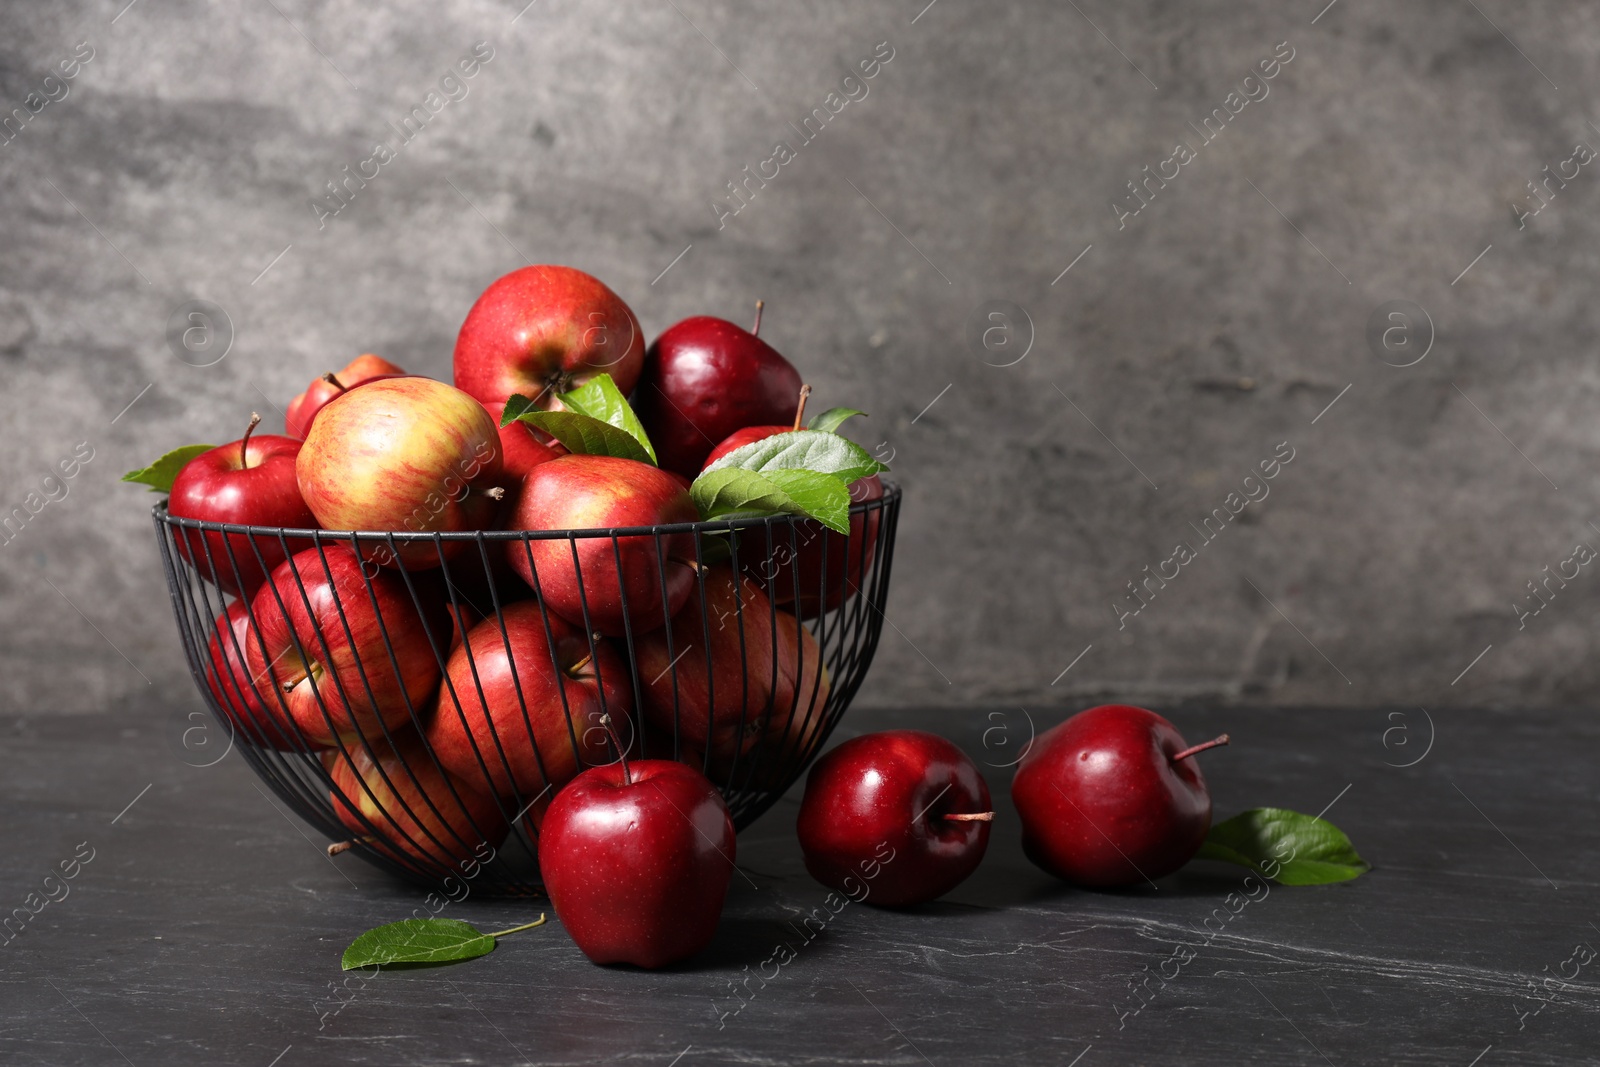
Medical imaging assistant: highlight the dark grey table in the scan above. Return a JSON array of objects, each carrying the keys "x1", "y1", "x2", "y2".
[{"x1": 3, "y1": 703, "x2": 1597, "y2": 1065}]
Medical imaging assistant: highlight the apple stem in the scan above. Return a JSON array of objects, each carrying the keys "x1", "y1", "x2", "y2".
[
  {"x1": 1170, "y1": 734, "x2": 1230, "y2": 763},
  {"x1": 483, "y1": 486, "x2": 506, "y2": 501},
  {"x1": 943, "y1": 812, "x2": 995, "y2": 822},
  {"x1": 240, "y1": 412, "x2": 261, "y2": 469},
  {"x1": 326, "y1": 840, "x2": 354, "y2": 856},
  {"x1": 566, "y1": 652, "x2": 594, "y2": 676},
  {"x1": 486, "y1": 915, "x2": 548, "y2": 939},
  {"x1": 752, "y1": 299, "x2": 764, "y2": 337},
  {"x1": 792, "y1": 385, "x2": 812, "y2": 432},
  {"x1": 599, "y1": 713, "x2": 631, "y2": 785},
  {"x1": 322, "y1": 372, "x2": 347, "y2": 393}
]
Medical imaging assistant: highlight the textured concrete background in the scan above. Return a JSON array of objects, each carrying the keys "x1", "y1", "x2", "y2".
[{"x1": 1, "y1": 0, "x2": 1595, "y2": 716}]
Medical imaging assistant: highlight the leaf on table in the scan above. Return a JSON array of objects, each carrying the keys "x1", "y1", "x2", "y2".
[
  {"x1": 807, "y1": 407, "x2": 867, "y2": 434},
  {"x1": 1197, "y1": 807, "x2": 1371, "y2": 886},
  {"x1": 121, "y1": 444, "x2": 216, "y2": 494},
  {"x1": 340, "y1": 918, "x2": 496, "y2": 970},
  {"x1": 700, "y1": 428, "x2": 888, "y2": 482},
  {"x1": 690, "y1": 467, "x2": 851, "y2": 535}
]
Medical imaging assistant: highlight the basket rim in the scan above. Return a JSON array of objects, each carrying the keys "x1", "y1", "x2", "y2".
[{"x1": 154, "y1": 479, "x2": 899, "y2": 541}]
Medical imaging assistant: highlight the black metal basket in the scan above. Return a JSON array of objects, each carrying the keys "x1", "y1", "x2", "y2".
[{"x1": 153, "y1": 483, "x2": 900, "y2": 897}]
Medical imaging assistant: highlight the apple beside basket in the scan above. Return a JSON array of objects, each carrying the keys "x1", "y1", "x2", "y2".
[{"x1": 152, "y1": 490, "x2": 900, "y2": 896}]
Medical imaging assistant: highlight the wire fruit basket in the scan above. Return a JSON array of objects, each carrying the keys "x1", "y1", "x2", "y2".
[{"x1": 153, "y1": 484, "x2": 900, "y2": 897}]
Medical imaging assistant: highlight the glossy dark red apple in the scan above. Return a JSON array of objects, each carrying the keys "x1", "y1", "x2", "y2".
[
  {"x1": 246, "y1": 544, "x2": 447, "y2": 746},
  {"x1": 284, "y1": 354, "x2": 406, "y2": 439},
  {"x1": 167, "y1": 415, "x2": 319, "y2": 597},
  {"x1": 1011, "y1": 705, "x2": 1228, "y2": 888},
  {"x1": 297, "y1": 377, "x2": 507, "y2": 570},
  {"x1": 202, "y1": 601, "x2": 306, "y2": 751},
  {"x1": 635, "y1": 566, "x2": 828, "y2": 778},
  {"x1": 503, "y1": 454, "x2": 699, "y2": 636},
  {"x1": 453, "y1": 265, "x2": 646, "y2": 412},
  {"x1": 539, "y1": 755, "x2": 736, "y2": 968},
  {"x1": 703, "y1": 413, "x2": 885, "y2": 618},
  {"x1": 636, "y1": 302, "x2": 803, "y2": 477},
  {"x1": 329, "y1": 732, "x2": 509, "y2": 872},
  {"x1": 797, "y1": 730, "x2": 992, "y2": 907},
  {"x1": 425, "y1": 601, "x2": 633, "y2": 807},
  {"x1": 484, "y1": 400, "x2": 564, "y2": 481}
]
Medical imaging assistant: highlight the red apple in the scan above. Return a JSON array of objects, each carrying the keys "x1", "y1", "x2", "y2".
[
  {"x1": 503, "y1": 454, "x2": 698, "y2": 636},
  {"x1": 167, "y1": 415, "x2": 319, "y2": 597},
  {"x1": 1011, "y1": 705, "x2": 1228, "y2": 888},
  {"x1": 246, "y1": 544, "x2": 447, "y2": 746},
  {"x1": 297, "y1": 377, "x2": 507, "y2": 570},
  {"x1": 483, "y1": 400, "x2": 564, "y2": 481},
  {"x1": 202, "y1": 601, "x2": 307, "y2": 751},
  {"x1": 284, "y1": 354, "x2": 406, "y2": 439},
  {"x1": 329, "y1": 732, "x2": 509, "y2": 872},
  {"x1": 797, "y1": 730, "x2": 992, "y2": 907},
  {"x1": 635, "y1": 565, "x2": 823, "y2": 764},
  {"x1": 538, "y1": 757, "x2": 736, "y2": 968},
  {"x1": 453, "y1": 265, "x2": 645, "y2": 412},
  {"x1": 636, "y1": 303, "x2": 804, "y2": 477},
  {"x1": 704, "y1": 420, "x2": 884, "y2": 618},
  {"x1": 426, "y1": 601, "x2": 633, "y2": 805},
  {"x1": 706, "y1": 610, "x2": 829, "y2": 788}
]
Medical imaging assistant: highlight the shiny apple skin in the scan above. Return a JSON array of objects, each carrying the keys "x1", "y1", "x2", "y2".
[
  {"x1": 635, "y1": 566, "x2": 829, "y2": 782},
  {"x1": 797, "y1": 730, "x2": 991, "y2": 907},
  {"x1": 202, "y1": 601, "x2": 308, "y2": 751},
  {"x1": 503, "y1": 455, "x2": 698, "y2": 636},
  {"x1": 702, "y1": 426, "x2": 883, "y2": 617},
  {"x1": 636, "y1": 316, "x2": 803, "y2": 477},
  {"x1": 453, "y1": 265, "x2": 646, "y2": 411},
  {"x1": 1011, "y1": 705, "x2": 1212, "y2": 888},
  {"x1": 538, "y1": 759, "x2": 735, "y2": 968},
  {"x1": 168, "y1": 433, "x2": 319, "y2": 598},
  {"x1": 245, "y1": 545, "x2": 446, "y2": 746},
  {"x1": 329, "y1": 732, "x2": 509, "y2": 871},
  {"x1": 483, "y1": 400, "x2": 564, "y2": 481},
  {"x1": 426, "y1": 601, "x2": 634, "y2": 801},
  {"x1": 284, "y1": 354, "x2": 406, "y2": 438},
  {"x1": 296, "y1": 377, "x2": 505, "y2": 570}
]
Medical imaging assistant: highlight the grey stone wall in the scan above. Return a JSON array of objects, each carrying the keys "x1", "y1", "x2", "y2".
[{"x1": 2, "y1": 0, "x2": 1595, "y2": 714}]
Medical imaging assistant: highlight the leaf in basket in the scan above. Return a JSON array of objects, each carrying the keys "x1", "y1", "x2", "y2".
[
  {"x1": 700, "y1": 429, "x2": 888, "y2": 485},
  {"x1": 552, "y1": 373, "x2": 658, "y2": 464},
  {"x1": 121, "y1": 444, "x2": 216, "y2": 494},
  {"x1": 690, "y1": 468, "x2": 851, "y2": 535},
  {"x1": 340, "y1": 915, "x2": 547, "y2": 970},
  {"x1": 503, "y1": 395, "x2": 653, "y2": 465},
  {"x1": 806, "y1": 407, "x2": 867, "y2": 434}
]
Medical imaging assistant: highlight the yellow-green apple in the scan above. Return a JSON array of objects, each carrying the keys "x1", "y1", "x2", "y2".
[
  {"x1": 425, "y1": 601, "x2": 633, "y2": 808},
  {"x1": 296, "y1": 377, "x2": 507, "y2": 570},
  {"x1": 503, "y1": 454, "x2": 698, "y2": 636},
  {"x1": 246, "y1": 544, "x2": 447, "y2": 746},
  {"x1": 329, "y1": 732, "x2": 509, "y2": 872},
  {"x1": 704, "y1": 424, "x2": 883, "y2": 618},
  {"x1": 453, "y1": 265, "x2": 645, "y2": 412},
  {"x1": 284, "y1": 353, "x2": 406, "y2": 439},
  {"x1": 167, "y1": 414, "x2": 319, "y2": 597},
  {"x1": 636, "y1": 304, "x2": 803, "y2": 477},
  {"x1": 636, "y1": 566, "x2": 830, "y2": 781}
]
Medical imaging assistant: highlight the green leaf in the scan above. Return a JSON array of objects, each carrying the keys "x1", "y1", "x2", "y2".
[
  {"x1": 807, "y1": 407, "x2": 867, "y2": 434},
  {"x1": 121, "y1": 444, "x2": 216, "y2": 494},
  {"x1": 690, "y1": 468, "x2": 851, "y2": 535},
  {"x1": 553, "y1": 374, "x2": 657, "y2": 464},
  {"x1": 341, "y1": 918, "x2": 496, "y2": 970},
  {"x1": 1197, "y1": 808, "x2": 1371, "y2": 886},
  {"x1": 506, "y1": 407, "x2": 654, "y2": 465},
  {"x1": 700, "y1": 429, "x2": 889, "y2": 482}
]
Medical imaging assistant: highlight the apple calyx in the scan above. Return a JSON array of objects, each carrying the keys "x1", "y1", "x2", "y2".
[
  {"x1": 240, "y1": 412, "x2": 262, "y2": 469},
  {"x1": 752, "y1": 299, "x2": 764, "y2": 337},
  {"x1": 791, "y1": 384, "x2": 812, "y2": 432},
  {"x1": 943, "y1": 812, "x2": 995, "y2": 822},
  {"x1": 1170, "y1": 733, "x2": 1230, "y2": 763}
]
